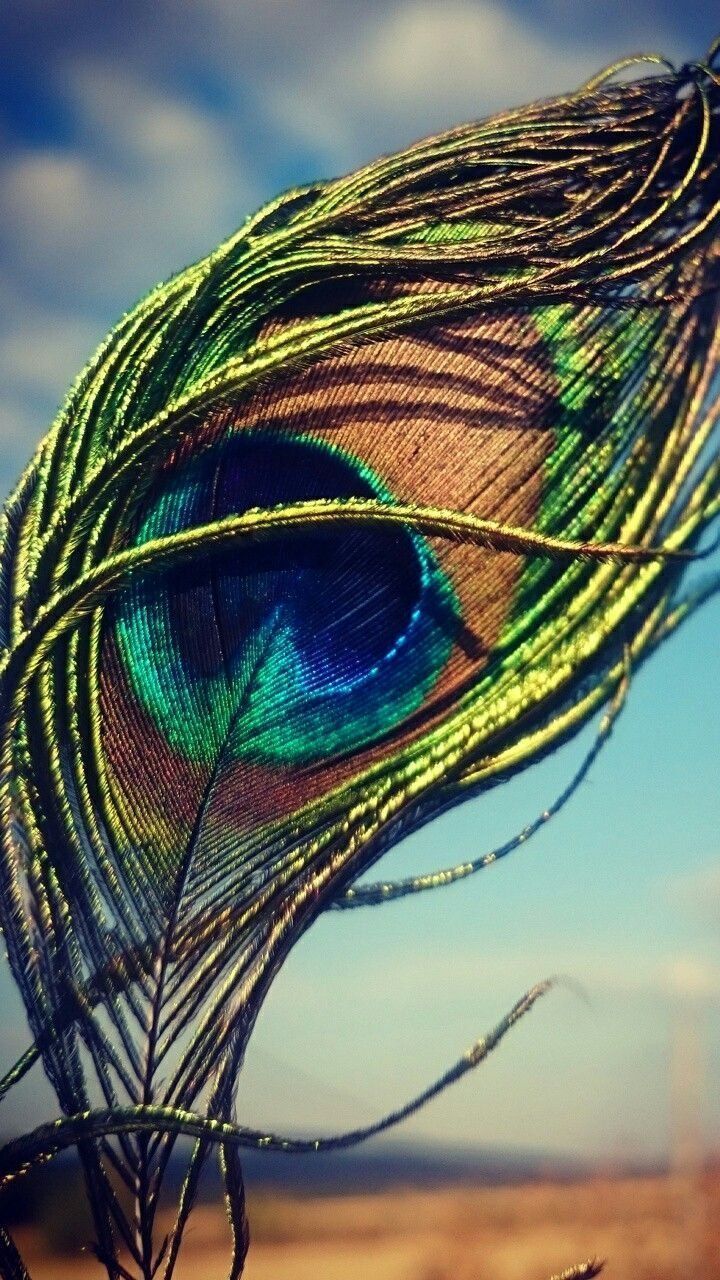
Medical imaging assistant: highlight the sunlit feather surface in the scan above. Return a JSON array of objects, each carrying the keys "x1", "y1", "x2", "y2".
[{"x1": 0, "y1": 49, "x2": 719, "y2": 1280}]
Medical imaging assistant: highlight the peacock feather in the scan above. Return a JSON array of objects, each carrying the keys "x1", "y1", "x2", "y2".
[{"x1": 0, "y1": 45, "x2": 719, "y2": 1280}]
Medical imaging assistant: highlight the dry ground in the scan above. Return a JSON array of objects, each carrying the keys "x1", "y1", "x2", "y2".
[{"x1": 12, "y1": 1172, "x2": 720, "y2": 1280}]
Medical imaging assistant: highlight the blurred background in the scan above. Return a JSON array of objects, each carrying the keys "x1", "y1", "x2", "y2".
[{"x1": 1, "y1": 1, "x2": 720, "y2": 1276}]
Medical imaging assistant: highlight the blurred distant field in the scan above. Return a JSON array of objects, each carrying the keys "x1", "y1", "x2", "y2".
[{"x1": 10, "y1": 1172, "x2": 720, "y2": 1280}]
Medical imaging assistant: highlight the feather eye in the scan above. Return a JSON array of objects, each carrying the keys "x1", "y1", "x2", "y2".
[
  {"x1": 0, "y1": 52, "x2": 719, "y2": 1280},
  {"x1": 101, "y1": 307, "x2": 555, "y2": 862}
]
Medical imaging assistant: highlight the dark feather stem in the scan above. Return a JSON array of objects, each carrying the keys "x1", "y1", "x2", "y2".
[{"x1": 134, "y1": 619, "x2": 281, "y2": 1278}]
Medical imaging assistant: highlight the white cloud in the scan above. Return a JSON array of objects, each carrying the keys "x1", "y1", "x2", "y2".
[
  {"x1": 0, "y1": 61, "x2": 259, "y2": 312},
  {"x1": 262, "y1": 0, "x2": 654, "y2": 164},
  {"x1": 663, "y1": 955, "x2": 720, "y2": 998},
  {"x1": 665, "y1": 861, "x2": 720, "y2": 925},
  {"x1": 353, "y1": 2, "x2": 593, "y2": 110},
  {"x1": 0, "y1": 62, "x2": 262, "y2": 486},
  {"x1": 66, "y1": 59, "x2": 233, "y2": 165}
]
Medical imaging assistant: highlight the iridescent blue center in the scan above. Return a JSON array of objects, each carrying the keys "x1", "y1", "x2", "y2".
[{"x1": 114, "y1": 431, "x2": 458, "y2": 764}]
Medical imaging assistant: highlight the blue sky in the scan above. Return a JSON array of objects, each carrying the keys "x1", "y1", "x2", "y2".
[{"x1": 1, "y1": 0, "x2": 719, "y2": 1162}]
